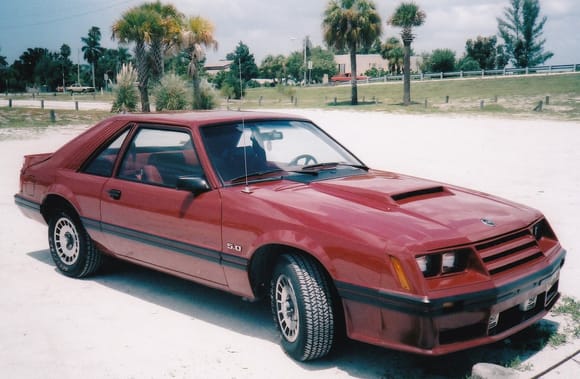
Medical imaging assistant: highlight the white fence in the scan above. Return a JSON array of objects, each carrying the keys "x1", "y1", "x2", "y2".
[{"x1": 333, "y1": 63, "x2": 580, "y2": 85}]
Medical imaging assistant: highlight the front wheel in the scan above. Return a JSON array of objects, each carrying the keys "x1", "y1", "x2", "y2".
[
  {"x1": 48, "y1": 211, "x2": 102, "y2": 278},
  {"x1": 270, "y1": 254, "x2": 335, "y2": 361}
]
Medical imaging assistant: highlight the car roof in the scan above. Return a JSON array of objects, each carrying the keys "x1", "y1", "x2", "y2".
[{"x1": 106, "y1": 110, "x2": 310, "y2": 128}]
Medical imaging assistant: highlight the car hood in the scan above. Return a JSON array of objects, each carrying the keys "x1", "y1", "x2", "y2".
[{"x1": 272, "y1": 170, "x2": 541, "y2": 251}]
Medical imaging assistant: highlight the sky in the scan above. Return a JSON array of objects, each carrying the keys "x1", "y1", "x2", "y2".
[{"x1": 0, "y1": 0, "x2": 578, "y2": 66}]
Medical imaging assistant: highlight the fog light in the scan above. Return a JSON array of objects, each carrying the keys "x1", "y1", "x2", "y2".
[
  {"x1": 519, "y1": 296, "x2": 537, "y2": 312},
  {"x1": 488, "y1": 313, "x2": 499, "y2": 329}
]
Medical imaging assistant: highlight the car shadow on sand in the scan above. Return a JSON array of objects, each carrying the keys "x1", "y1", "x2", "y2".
[{"x1": 27, "y1": 249, "x2": 561, "y2": 379}]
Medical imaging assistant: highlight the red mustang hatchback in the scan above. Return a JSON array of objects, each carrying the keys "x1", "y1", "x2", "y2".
[{"x1": 15, "y1": 111, "x2": 565, "y2": 361}]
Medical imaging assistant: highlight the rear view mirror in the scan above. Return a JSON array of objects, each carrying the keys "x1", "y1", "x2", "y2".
[{"x1": 261, "y1": 130, "x2": 283, "y2": 141}]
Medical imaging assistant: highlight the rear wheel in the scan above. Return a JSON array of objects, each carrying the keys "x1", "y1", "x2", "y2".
[
  {"x1": 270, "y1": 254, "x2": 335, "y2": 361},
  {"x1": 48, "y1": 211, "x2": 102, "y2": 278}
]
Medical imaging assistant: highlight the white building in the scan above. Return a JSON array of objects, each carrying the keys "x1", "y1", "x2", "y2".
[{"x1": 334, "y1": 54, "x2": 421, "y2": 75}]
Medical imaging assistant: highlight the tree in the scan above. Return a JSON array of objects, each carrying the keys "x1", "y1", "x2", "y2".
[
  {"x1": 179, "y1": 15, "x2": 218, "y2": 109},
  {"x1": 225, "y1": 42, "x2": 259, "y2": 99},
  {"x1": 59, "y1": 44, "x2": 73, "y2": 89},
  {"x1": 309, "y1": 46, "x2": 338, "y2": 83},
  {"x1": 35, "y1": 51, "x2": 62, "y2": 90},
  {"x1": 81, "y1": 26, "x2": 104, "y2": 89},
  {"x1": 497, "y1": 0, "x2": 553, "y2": 68},
  {"x1": 113, "y1": 6, "x2": 159, "y2": 112},
  {"x1": 285, "y1": 51, "x2": 304, "y2": 83},
  {"x1": 323, "y1": 0, "x2": 382, "y2": 105},
  {"x1": 0, "y1": 50, "x2": 6, "y2": 68},
  {"x1": 429, "y1": 49, "x2": 456, "y2": 73},
  {"x1": 12, "y1": 47, "x2": 49, "y2": 89},
  {"x1": 388, "y1": 2, "x2": 426, "y2": 105},
  {"x1": 465, "y1": 35, "x2": 501, "y2": 70},
  {"x1": 381, "y1": 36, "x2": 404, "y2": 74},
  {"x1": 282, "y1": 47, "x2": 337, "y2": 84},
  {"x1": 260, "y1": 54, "x2": 286, "y2": 84},
  {"x1": 0, "y1": 48, "x2": 8, "y2": 92},
  {"x1": 141, "y1": 1, "x2": 184, "y2": 82},
  {"x1": 97, "y1": 47, "x2": 133, "y2": 91}
]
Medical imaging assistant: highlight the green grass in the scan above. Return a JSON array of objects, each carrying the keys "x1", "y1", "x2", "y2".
[{"x1": 244, "y1": 72, "x2": 580, "y2": 120}]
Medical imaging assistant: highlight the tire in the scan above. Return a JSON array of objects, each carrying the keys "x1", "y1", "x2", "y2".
[
  {"x1": 270, "y1": 254, "x2": 335, "y2": 361},
  {"x1": 48, "y1": 211, "x2": 102, "y2": 278}
]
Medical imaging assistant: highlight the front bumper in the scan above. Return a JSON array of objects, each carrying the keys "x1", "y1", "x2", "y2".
[{"x1": 337, "y1": 248, "x2": 566, "y2": 355}]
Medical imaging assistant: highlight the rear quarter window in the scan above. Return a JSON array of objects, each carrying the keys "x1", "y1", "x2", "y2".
[{"x1": 83, "y1": 129, "x2": 130, "y2": 177}]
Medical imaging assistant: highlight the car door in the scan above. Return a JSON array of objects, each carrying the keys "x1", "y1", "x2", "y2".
[{"x1": 99, "y1": 125, "x2": 226, "y2": 285}]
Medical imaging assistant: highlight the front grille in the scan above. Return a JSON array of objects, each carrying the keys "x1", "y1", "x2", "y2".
[{"x1": 475, "y1": 228, "x2": 544, "y2": 276}]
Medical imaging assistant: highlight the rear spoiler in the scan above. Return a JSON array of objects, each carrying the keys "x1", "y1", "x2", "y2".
[{"x1": 22, "y1": 153, "x2": 53, "y2": 170}]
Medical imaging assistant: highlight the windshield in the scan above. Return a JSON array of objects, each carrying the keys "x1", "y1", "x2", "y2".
[{"x1": 201, "y1": 120, "x2": 364, "y2": 183}]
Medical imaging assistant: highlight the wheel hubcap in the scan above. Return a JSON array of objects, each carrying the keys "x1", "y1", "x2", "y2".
[
  {"x1": 275, "y1": 275, "x2": 299, "y2": 342},
  {"x1": 53, "y1": 217, "x2": 80, "y2": 265}
]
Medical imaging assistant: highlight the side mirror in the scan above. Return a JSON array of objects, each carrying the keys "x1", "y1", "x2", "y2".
[{"x1": 176, "y1": 176, "x2": 211, "y2": 195}]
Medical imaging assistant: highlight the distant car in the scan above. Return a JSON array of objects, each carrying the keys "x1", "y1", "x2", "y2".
[
  {"x1": 65, "y1": 83, "x2": 95, "y2": 93},
  {"x1": 14, "y1": 111, "x2": 565, "y2": 361},
  {"x1": 330, "y1": 72, "x2": 368, "y2": 82}
]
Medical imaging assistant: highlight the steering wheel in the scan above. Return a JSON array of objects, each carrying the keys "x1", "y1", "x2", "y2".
[{"x1": 289, "y1": 154, "x2": 318, "y2": 166}]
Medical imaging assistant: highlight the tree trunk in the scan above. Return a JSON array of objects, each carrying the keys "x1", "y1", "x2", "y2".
[
  {"x1": 135, "y1": 41, "x2": 150, "y2": 112},
  {"x1": 150, "y1": 39, "x2": 163, "y2": 83},
  {"x1": 192, "y1": 58, "x2": 201, "y2": 109},
  {"x1": 91, "y1": 63, "x2": 96, "y2": 90},
  {"x1": 403, "y1": 40, "x2": 412, "y2": 105},
  {"x1": 349, "y1": 48, "x2": 358, "y2": 106}
]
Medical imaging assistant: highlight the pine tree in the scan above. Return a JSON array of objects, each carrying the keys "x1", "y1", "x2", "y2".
[{"x1": 497, "y1": 0, "x2": 553, "y2": 68}]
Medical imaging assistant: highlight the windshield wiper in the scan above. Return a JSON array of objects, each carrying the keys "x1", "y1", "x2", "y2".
[
  {"x1": 301, "y1": 162, "x2": 368, "y2": 171},
  {"x1": 229, "y1": 169, "x2": 284, "y2": 184}
]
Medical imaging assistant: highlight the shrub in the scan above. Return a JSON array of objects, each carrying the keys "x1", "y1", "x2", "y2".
[
  {"x1": 111, "y1": 63, "x2": 139, "y2": 113},
  {"x1": 194, "y1": 79, "x2": 217, "y2": 110},
  {"x1": 458, "y1": 56, "x2": 481, "y2": 72},
  {"x1": 154, "y1": 74, "x2": 189, "y2": 111}
]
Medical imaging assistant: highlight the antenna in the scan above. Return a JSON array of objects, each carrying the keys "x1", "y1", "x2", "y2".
[{"x1": 238, "y1": 57, "x2": 252, "y2": 194}]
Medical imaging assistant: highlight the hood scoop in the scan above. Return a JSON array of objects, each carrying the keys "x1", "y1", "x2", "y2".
[{"x1": 391, "y1": 186, "x2": 451, "y2": 204}]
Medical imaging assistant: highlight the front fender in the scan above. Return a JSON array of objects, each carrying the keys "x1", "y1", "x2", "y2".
[{"x1": 250, "y1": 228, "x2": 336, "y2": 276}]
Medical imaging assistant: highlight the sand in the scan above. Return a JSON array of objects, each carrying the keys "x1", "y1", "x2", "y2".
[{"x1": 1, "y1": 110, "x2": 578, "y2": 378}]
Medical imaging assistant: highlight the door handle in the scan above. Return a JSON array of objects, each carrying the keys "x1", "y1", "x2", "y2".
[{"x1": 108, "y1": 189, "x2": 122, "y2": 200}]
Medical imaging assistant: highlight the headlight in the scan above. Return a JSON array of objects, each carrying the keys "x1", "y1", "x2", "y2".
[
  {"x1": 415, "y1": 255, "x2": 440, "y2": 277},
  {"x1": 416, "y1": 249, "x2": 470, "y2": 277},
  {"x1": 532, "y1": 219, "x2": 555, "y2": 241}
]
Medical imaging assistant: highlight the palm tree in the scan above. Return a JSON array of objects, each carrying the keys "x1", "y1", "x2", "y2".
[
  {"x1": 381, "y1": 37, "x2": 404, "y2": 74},
  {"x1": 179, "y1": 16, "x2": 218, "y2": 109},
  {"x1": 81, "y1": 26, "x2": 104, "y2": 89},
  {"x1": 141, "y1": 2, "x2": 184, "y2": 82},
  {"x1": 112, "y1": 7, "x2": 158, "y2": 112},
  {"x1": 323, "y1": 0, "x2": 382, "y2": 105},
  {"x1": 388, "y1": 2, "x2": 426, "y2": 105}
]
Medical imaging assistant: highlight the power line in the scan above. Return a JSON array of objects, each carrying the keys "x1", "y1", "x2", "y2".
[{"x1": 0, "y1": 0, "x2": 139, "y2": 30}]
